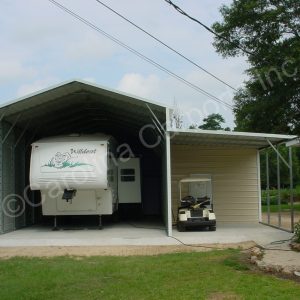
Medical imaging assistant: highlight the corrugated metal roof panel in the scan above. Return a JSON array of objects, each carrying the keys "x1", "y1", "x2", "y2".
[
  {"x1": 169, "y1": 129, "x2": 297, "y2": 149},
  {"x1": 0, "y1": 80, "x2": 167, "y2": 140},
  {"x1": 0, "y1": 79, "x2": 168, "y2": 114}
]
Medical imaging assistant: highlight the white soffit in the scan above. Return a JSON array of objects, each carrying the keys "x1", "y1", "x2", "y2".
[{"x1": 169, "y1": 129, "x2": 297, "y2": 149}]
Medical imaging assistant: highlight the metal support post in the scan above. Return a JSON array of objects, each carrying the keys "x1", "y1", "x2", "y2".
[
  {"x1": 261, "y1": 139, "x2": 294, "y2": 233},
  {"x1": 277, "y1": 147, "x2": 281, "y2": 228},
  {"x1": 53, "y1": 216, "x2": 58, "y2": 231},
  {"x1": 98, "y1": 215, "x2": 103, "y2": 230},
  {"x1": 266, "y1": 151, "x2": 270, "y2": 224},
  {"x1": 289, "y1": 147, "x2": 294, "y2": 232}
]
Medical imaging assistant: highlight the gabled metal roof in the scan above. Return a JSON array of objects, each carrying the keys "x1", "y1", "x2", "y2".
[
  {"x1": 0, "y1": 80, "x2": 167, "y2": 144},
  {"x1": 170, "y1": 129, "x2": 297, "y2": 149},
  {"x1": 0, "y1": 79, "x2": 167, "y2": 117}
]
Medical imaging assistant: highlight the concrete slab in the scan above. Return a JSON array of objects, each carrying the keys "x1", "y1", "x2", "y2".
[
  {"x1": 261, "y1": 248, "x2": 300, "y2": 273},
  {"x1": 173, "y1": 223, "x2": 293, "y2": 247},
  {"x1": 0, "y1": 222, "x2": 293, "y2": 247}
]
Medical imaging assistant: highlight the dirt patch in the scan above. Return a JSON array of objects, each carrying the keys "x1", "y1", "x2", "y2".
[
  {"x1": 290, "y1": 242, "x2": 300, "y2": 251},
  {"x1": 262, "y1": 212, "x2": 300, "y2": 230},
  {"x1": 207, "y1": 292, "x2": 242, "y2": 300},
  {"x1": 0, "y1": 241, "x2": 256, "y2": 258}
]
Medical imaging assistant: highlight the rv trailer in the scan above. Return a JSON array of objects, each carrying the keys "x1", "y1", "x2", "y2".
[{"x1": 30, "y1": 134, "x2": 119, "y2": 229}]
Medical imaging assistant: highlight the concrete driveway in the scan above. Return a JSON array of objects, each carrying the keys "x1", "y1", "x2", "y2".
[{"x1": 0, "y1": 222, "x2": 293, "y2": 247}]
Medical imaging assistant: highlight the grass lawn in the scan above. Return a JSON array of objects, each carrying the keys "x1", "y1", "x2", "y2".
[
  {"x1": 0, "y1": 250, "x2": 300, "y2": 300},
  {"x1": 261, "y1": 203, "x2": 300, "y2": 213}
]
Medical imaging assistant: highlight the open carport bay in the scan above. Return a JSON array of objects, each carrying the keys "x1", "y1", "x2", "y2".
[{"x1": 0, "y1": 80, "x2": 168, "y2": 234}]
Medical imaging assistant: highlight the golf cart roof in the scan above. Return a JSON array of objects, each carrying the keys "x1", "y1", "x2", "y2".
[{"x1": 179, "y1": 177, "x2": 211, "y2": 183}]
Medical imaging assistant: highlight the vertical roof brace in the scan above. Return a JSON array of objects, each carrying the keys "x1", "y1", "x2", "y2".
[
  {"x1": 146, "y1": 104, "x2": 166, "y2": 134},
  {"x1": 2, "y1": 113, "x2": 22, "y2": 145},
  {"x1": 14, "y1": 120, "x2": 31, "y2": 149},
  {"x1": 151, "y1": 118, "x2": 165, "y2": 139}
]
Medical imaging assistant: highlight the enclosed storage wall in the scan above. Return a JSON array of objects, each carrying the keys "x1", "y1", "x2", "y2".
[
  {"x1": 0, "y1": 122, "x2": 26, "y2": 233},
  {"x1": 171, "y1": 145, "x2": 259, "y2": 223}
]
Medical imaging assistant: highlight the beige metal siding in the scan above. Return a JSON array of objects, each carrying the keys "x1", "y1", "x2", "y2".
[{"x1": 171, "y1": 146, "x2": 259, "y2": 223}]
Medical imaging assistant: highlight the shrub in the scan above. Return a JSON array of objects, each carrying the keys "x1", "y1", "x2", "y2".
[
  {"x1": 281, "y1": 190, "x2": 290, "y2": 201},
  {"x1": 261, "y1": 186, "x2": 300, "y2": 205},
  {"x1": 261, "y1": 196, "x2": 288, "y2": 206},
  {"x1": 294, "y1": 221, "x2": 300, "y2": 243}
]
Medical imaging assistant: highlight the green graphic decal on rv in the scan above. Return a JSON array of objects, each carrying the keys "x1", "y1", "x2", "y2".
[{"x1": 42, "y1": 152, "x2": 93, "y2": 169}]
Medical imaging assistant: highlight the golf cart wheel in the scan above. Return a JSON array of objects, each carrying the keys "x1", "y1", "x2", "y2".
[
  {"x1": 177, "y1": 223, "x2": 186, "y2": 232},
  {"x1": 209, "y1": 226, "x2": 216, "y2": 231}
]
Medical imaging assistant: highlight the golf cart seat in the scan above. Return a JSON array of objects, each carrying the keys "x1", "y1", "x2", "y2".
[{"x1": 197, "y1": 196, "x2": 209, "y2": 202}]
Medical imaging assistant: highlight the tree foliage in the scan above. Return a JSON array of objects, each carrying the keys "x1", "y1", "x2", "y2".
[
  {"x1": 171, "y1": 100, "x2": 183, "y2": 129},
  {"x1": 190, "y1": 113, "x2": 230, "y2": 130},
  {"x1": 212, "y1": 0, "x2": 300, "y2": 134}
]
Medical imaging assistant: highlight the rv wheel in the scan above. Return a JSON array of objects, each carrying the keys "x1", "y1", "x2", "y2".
[
  {"x1": 112, "y1": 211, "x2": 119, "y2": 223},
  {"x1": 209, "y1": 226, "x2": 216, "y2": 231}
]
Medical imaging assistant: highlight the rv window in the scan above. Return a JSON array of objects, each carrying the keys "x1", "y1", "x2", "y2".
[
  {"x1": 121, "y1": 169, "x2": 135, "y2": 182},
  {"x1": 121, "y1": 169, "x2": 135, "y2": 175}
]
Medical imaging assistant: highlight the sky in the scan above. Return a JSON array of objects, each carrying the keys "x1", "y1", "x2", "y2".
[{"x1": 0, "y1": 0, "x2": 249, "y2": 128}]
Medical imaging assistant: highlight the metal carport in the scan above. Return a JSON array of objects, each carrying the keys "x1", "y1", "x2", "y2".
[
  {"x1": 0, "y1": 80, "x2": 170, "y2": 234},
  {"x1": 0, "y1": 80, "x2": 298, "y2": 238}
]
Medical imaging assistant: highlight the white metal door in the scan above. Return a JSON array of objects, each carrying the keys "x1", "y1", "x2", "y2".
[{"x1": 118, "y1": 158, "x2": 141, "y2": 203}]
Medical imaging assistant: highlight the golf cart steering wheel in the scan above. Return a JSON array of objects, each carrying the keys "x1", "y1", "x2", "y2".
[
  {"x1": 199, "y1": 199, "x2": 210, "y2": 208},
  {"x1": 181, "y1": 195, "x2": 196, "y2": 205}
]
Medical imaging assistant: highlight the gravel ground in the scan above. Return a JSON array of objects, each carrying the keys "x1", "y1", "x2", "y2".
[
  {"x1": 262, "y1": 212, "x2": 300, "y2": 231},
  {"x1": 0, "y1": 241, "x2": 256, "y2": 258}
]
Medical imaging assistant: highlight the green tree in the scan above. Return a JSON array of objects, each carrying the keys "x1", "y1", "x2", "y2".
[
  {"x1": 189, "y1": 124, "x2": 198, "y2": 129},
  {"x1": 212, "y1": 0, "x2": 300, "y2": 134},
  {"x1": 196, "y1": 113, "x2": 230, "y2": 130}
]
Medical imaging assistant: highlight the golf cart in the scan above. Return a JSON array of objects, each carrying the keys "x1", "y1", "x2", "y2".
[{"x1": 177, "y1": 177, "x2": 216, "y2": 232}]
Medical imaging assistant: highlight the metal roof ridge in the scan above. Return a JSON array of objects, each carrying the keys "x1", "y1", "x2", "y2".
[
  {"x1": 0, "y1": 79, "x2": 169, "y2": 110},
  {"x1": 75, "y1": 79, "x2": 170, "y2": 109}
]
